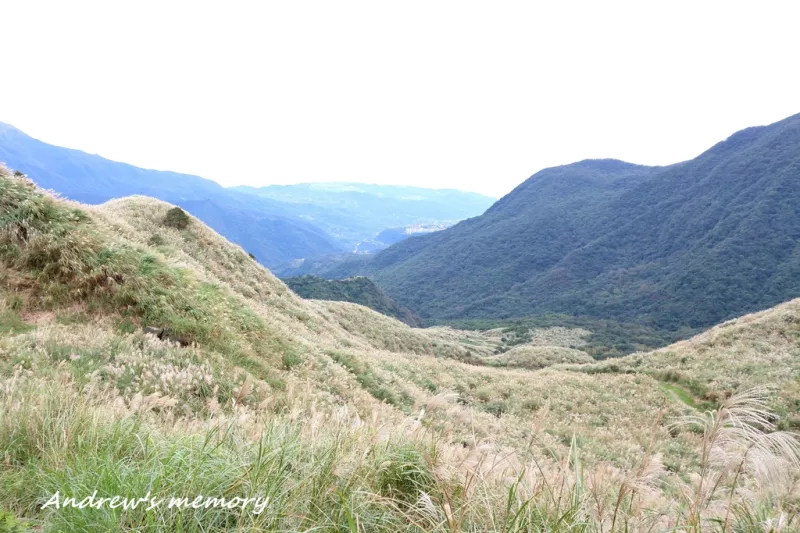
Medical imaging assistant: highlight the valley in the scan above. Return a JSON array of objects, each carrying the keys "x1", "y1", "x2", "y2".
[
  {"x1": 3, "y1": 1, "x2": 798, "y2": 529},
  {"x1": 2, "y1": 165, "x2": 800, "y2": 531},
  {"x1": 303, "y1": 114, "x2": 800, "y2": 337}
]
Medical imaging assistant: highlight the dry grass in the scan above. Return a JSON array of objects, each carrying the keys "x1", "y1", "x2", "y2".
[
  {"x1": 484, "y1": 345, "x2": 594, "y2": 369},
  {"x1": 582, "y1": 299, "x2": 800, "y2": 420},
  {"x1": 2, "y1": 166, "x2": 800, "y2": 531}
]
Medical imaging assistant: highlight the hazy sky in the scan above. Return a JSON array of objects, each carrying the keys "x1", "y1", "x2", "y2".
[{"x1": 1, "y1": 1, "x2": 798, "y2": 197}]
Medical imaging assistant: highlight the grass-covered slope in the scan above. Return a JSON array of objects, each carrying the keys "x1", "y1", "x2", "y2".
[
  {"x1": 484, "y1": 345, "x2": 594, "y2": 370},
  {"x1": 3, "y1": 166, "x2": 800, "y2": 531},
  {"x1": 283, "y1": 275, "x2": 422, "y2": 326},
  {"x1": 440, "y1": 314, "x2": 690, "y2": 359},
  {"x1": 353, "y1": 113, "x2": 800, "y2": 332},
  {"x1": 585, "y1": 298, "x2": 800, "y2": 418}
]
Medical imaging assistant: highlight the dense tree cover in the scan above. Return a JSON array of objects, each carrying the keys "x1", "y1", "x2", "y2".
[
  {"x1": 327, "y1": 113, "x2": 800, "y2": 332},
  {"x1": 162, "y1": 207, "x2": 191, "y2": 230},
  {"x1": 283, "y1": 275, "x2": 422, "y2": 326}
]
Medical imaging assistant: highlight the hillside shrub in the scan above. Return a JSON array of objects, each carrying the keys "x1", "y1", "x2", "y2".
[
  {"x1": 0, "y1": 511, "x2": 29, "y2": 533},
  {"x1": 483, "y1": 401, "x2": 507, "y2": 418},
  {"x1": 373, "y1": 444, "x2": 435, "y2": 504},
  {"x1": 163, "y1": 207, "x2": 190, "y2": 230},
  {"x1": 281, "y1": 350, "x2": 303, "y2": 370}
]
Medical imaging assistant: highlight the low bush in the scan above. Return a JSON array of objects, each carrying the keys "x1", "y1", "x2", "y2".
[{"x1": 163, "y1": 207, "x2": 190, "y2": 230}]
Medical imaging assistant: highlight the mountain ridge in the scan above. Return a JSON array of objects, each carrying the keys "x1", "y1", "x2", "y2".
[
  {"x1": 0, "y1": 121, "x2": 493, "y2": 268},
  {"x1": 315, "y1": 112, "x2": 800, "y2": 331}
]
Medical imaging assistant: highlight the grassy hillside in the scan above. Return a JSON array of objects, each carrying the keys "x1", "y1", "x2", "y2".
[
  {"x1": 440, "y1": 314, "x2": 692, "y2": 359},
  {"x1": 2, "y1": 166, "x2": 800, "y2": 531},
  {"x1": 337, "y1": 113, "x2": 800, "y2": 334},
  {"x1": 0, "y1": 122, "x2": 344, "y2": 268},
  {"x1": 584, "y1": 298, "x2": 800, "y2": 418},
  {"x1": 284, "y1": 275, "x2": 422, "y2": 326},
  {"x1": 484, "y1": 345, "x2": 594, "y2": 370}
]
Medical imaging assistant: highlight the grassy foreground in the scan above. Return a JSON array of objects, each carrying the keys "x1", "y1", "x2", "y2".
[
  {"x1": 2, "y1": 166, "x2": 800, "y2": 531},
  {"x1": 3, "y1": 359, "x2": 797, "y2": 532}
]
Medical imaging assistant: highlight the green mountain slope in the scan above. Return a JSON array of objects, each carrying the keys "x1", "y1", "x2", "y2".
[
  {"x1": 283, "y1": 275, "x2": 422, "y2": 326},
  {"x1": 344, "y1": 113, "x2": 800, "y2": 331}
]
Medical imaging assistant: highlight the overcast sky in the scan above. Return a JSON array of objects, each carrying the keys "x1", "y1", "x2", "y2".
[{"x1": 1, "y1": 1, "x2": 798, "y2": 197}]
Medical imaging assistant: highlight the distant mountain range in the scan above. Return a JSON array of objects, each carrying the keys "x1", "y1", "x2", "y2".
[
  {"x1": 0, "y1": 122, "x2": 494, "y2": 268},
  {"x1": 304, "y1": 113, "x2": 800, "y2": 332},
  {"x1": 6, "y1": 113, "x2": 799, "y2": 335},
  {"x1": 233, "y1": 183, "x2": 494, "y2": 252}
]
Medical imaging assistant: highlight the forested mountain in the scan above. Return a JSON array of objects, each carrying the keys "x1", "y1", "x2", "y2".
[
  {"x1": 334, "y1": 113, "x2": 800, "y2": 331},
  {"x1": 283, "y1": 275, "x2": 422, "y2": 326}
]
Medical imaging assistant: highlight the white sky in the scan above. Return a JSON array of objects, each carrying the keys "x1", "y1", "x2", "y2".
[{"x1": 1, "y1": 1, "x2": 798, "y2": 197}]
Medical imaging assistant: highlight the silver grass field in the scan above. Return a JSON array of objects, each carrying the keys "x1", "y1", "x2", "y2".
[{"x1": 2, "y1": 165, "x2": 800, "y2": 532}]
